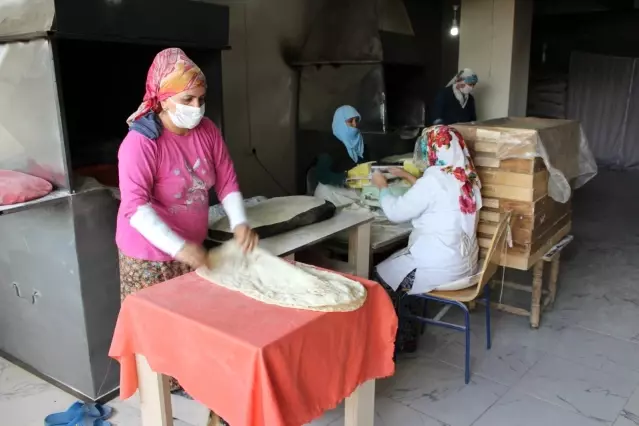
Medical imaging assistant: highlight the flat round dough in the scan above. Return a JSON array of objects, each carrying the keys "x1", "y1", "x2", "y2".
[
  {"x1": 197, "y1": 242, "x2": 367, "y2": 312},
  {"x1": 210, "y1": 196, "x2": 327, "y2": 232}
]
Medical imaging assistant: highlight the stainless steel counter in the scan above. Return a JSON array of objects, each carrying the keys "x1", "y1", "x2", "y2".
[{"x1": 0, "y1": 189, "x2": 71, "y2": 216}]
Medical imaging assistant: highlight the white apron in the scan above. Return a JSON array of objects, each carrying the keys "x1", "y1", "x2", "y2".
[
  {"x1": 375, "y1": 171, "x2": 481, "y2": 295},
  {"x1": 376, "y1": 229, "x2": 479, "y2": 294}
]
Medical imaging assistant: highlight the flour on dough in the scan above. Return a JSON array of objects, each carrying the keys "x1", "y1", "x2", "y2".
[
  {"x1": 210, "y1": 196, "x2": 326, "y2": 232},
  {"x1": 197, "y1": 242, "x2": 367, "y2": 312}
]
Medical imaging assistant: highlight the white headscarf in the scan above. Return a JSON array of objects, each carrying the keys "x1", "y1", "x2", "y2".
[{"x1": 446, "y1": 68, "x2": 478, "y2": 109}]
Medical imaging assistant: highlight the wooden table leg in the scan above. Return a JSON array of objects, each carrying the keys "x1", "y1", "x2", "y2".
[
  {"x1": 344, "y1": 380, "x2": 375, "y2": 426},
  {"x1": 136, "y1": 354, "x2": 174, "y2": 426},
  {"x1": 348, "y1": 222, "x2": 371, "y2": 278},
  {"x1": 207, "y1": 412, "x2": 225, "y2": 426},
  {"x1": 530, "y1": 261, "x2": 544, "y2": 329},
  {"x1": 547, "y1": 254, "x2": 561, "y2": 308}
]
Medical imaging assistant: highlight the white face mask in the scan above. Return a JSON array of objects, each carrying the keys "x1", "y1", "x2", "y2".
[
  {"x1": 168, "y1": 100, "x2": 205, "y2": 129},
  {"x1": 460, "y1": 85, "x2": 474, "y2": 95}
]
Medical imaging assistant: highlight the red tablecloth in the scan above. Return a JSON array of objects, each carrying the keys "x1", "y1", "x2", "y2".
[{"x1": 109, "y1": 269, "x2": 397, "y2": 426}]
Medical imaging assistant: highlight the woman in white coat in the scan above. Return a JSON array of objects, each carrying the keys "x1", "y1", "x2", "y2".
[{"x1": 371, "y1": 125, "x2": 482, "y2": 351}]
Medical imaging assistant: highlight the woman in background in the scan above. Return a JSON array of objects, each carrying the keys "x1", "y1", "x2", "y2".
[
  {"x1": 314, "y1": 105, "x2": 370, "y2": 187},
  {"x1": 432, "y1": 68, "x2": 478, "y2": 125},
  {"x1": 117, "y1": 48, "x2": 258, "y2": 404},
  {"x1": 371, "y1": 125, "x2": 482, "y2": 352}
]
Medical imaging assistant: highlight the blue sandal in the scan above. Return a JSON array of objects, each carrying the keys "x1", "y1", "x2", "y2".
[{"x1": 44, "y1": 401, "x2": 112, "y2": 426}]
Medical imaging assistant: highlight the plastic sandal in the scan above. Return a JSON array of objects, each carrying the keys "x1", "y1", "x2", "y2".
[
  {"x1": 44, "y1": 401, "x2": 112, "y2": 426},
  {"x1": 93, "y1": 420, "x2": 112, "y2": 426},
  {"x1": 44, "y1": 402, "x2": 92, "y2": 426},
  {"x1": 93, "y1": 404, "x2": 112, "y2": 420}
]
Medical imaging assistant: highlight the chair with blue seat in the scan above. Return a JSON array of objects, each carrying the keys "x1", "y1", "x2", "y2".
[{"x1": 399, "y1": 213, "x2": 511, "y2": 384}]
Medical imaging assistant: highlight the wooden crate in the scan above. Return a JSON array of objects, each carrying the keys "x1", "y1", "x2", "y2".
[
  {"x1": 481, "y1": 196, "x2": 567, "y2": 218},
  {"x1": 455, "y1": 118, "x2": 579, "y2": 270},
  {"x1": 479, "y1": 219, "x2": 571, "y2": 270},
  {"x1": 456, "y1": 117, "x2": 581, "y2": 183},
  {"x1": 477, "y1": 169, "x2": 548, "y2": 188},
  {"x1": 479, "y1": 212, "x2": 571, "y2": 254},
  {"x1": 474, "y1": 155, "x2": 545, "y2": 174},
  {"x1": 479, "y1": 197, "x2": 571, "y2": 245},
  {"x1": 480, "y1": 182, "x2": 546, "y2": 203},
  {"x1": 479, "y1": 213, "x2": 572, "y2": 270},
  {"x1": 453, "y1": 118, "x2": 580, "y2": 161},
  {"x1": 473, "y1": 155, "x2": 546, "y2": 205}
]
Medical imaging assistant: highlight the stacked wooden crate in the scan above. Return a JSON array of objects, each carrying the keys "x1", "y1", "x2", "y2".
[{"x1": 453, "y1": 118, "x2": 575, "y2": 271}]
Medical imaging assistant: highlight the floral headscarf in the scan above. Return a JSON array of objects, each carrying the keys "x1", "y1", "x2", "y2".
[
  {"x1": 127, "y1": 48, "x2": 207, "y2": 124},
  {"x1": 414, "y1": 125, "x2": 482, "y2": 236}
]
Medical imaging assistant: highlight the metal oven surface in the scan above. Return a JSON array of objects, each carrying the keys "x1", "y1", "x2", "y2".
[{"x1": 53, "y1": 0, "x2": 229, "y2": 49}]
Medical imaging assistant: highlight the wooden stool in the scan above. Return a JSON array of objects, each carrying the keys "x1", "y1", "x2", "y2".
[{"x1": 490, "y1": 235, "x2": 573, "y2": 328}]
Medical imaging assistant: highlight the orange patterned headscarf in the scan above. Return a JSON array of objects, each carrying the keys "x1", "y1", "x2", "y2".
[{"x1": 127, "y1": 48, "x2": 206, "y2": 124}]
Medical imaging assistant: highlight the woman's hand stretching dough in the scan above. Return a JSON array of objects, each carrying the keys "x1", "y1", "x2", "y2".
[
  {"x1": 176, "y1": 243, "x2": 208, "y2": 269},
  {"x1": 234, "y1": 224, "x2": 259, "y2": 253}
]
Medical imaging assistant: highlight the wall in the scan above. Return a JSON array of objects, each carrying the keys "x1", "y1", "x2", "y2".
[
  {"x1": 221, "y1": 0, "x2": 318, "y2": 197},
  {"x1": 508, "y1": 0, "x2": 533, "y2": 116},
  {"x1": 534, "y1": 0, "x2": 634, "y2": 15},
  {"x1": 403, "y1": 0, "x2": 446, "y2": 122},
  {"x1": 440, "y1": 0, "x2": 461, "y2": 85},
  {"x1": 458, "y1": 0, "x2": 532, "y2": 119},
  {"x1": 530, "y1": 10, "x2": 639, "y2": 73},
  {"x1": 458, "y1": 0, "x2": 513, "y2": 119}
]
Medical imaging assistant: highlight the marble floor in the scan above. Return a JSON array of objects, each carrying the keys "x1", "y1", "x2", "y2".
[{"x1": 2, "y1": 170, "x2": 639, "y2": 426}]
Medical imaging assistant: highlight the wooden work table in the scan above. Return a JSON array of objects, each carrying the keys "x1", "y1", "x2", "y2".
[
  {"x1": 370, "y1": 221, "x2": 412, "y2": 252},
  {"x1": 209, "y1": 209, "x2": 375, "y2": 278}
]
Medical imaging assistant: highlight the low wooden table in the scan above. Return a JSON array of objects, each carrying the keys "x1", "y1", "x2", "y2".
[
  {"x1": 319, "y1": 218, "x2": 412, "y2": 280},
  {"x1": 370, "y1": 221, "x2": 412, "y2": 253},
  {"x1": 486, "y1": 235, "x2": 574, "y2": 328}
]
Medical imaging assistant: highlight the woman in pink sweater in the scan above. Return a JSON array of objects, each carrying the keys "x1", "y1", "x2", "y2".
[{"x1": 116, "y1": 49, "x2": 257, "y2": 336}]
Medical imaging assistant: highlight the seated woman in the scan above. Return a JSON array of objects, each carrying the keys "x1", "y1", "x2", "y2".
[
  {"x1": 432, "y1": 68, "x2": 478, "y2": 125},
  {"x1": 371, "y1": 125, "x2": 482, "y2": 352},
  {"x1": 314, "y1": 105, "x2": 370, "y2": 187}
]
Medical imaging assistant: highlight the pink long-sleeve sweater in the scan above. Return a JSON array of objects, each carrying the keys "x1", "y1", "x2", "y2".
[{"x1": 116, "y1": 118, "x2": 240, "y2": 262}]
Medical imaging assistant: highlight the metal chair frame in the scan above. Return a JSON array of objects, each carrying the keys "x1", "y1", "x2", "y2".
[{"x1": 399, "y1": 213, "x2": 511, "y2": 384}]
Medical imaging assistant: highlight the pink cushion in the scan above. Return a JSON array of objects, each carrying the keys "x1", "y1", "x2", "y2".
[{"x1": 0, "y1": 170, "x2": 53, "y2": 206}]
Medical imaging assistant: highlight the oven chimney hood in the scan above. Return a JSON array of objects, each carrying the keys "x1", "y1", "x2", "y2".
[
  {"x1": 295, "y1": 0, "x2": 421, "y2": 66},
  {"x1": 294, "y1": 0, "x2": 425, "y2": 135}
]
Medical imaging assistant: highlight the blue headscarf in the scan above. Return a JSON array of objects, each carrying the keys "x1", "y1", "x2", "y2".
[{"x1": 332, "y1": 105, "x2": 364, "y2": 163}]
